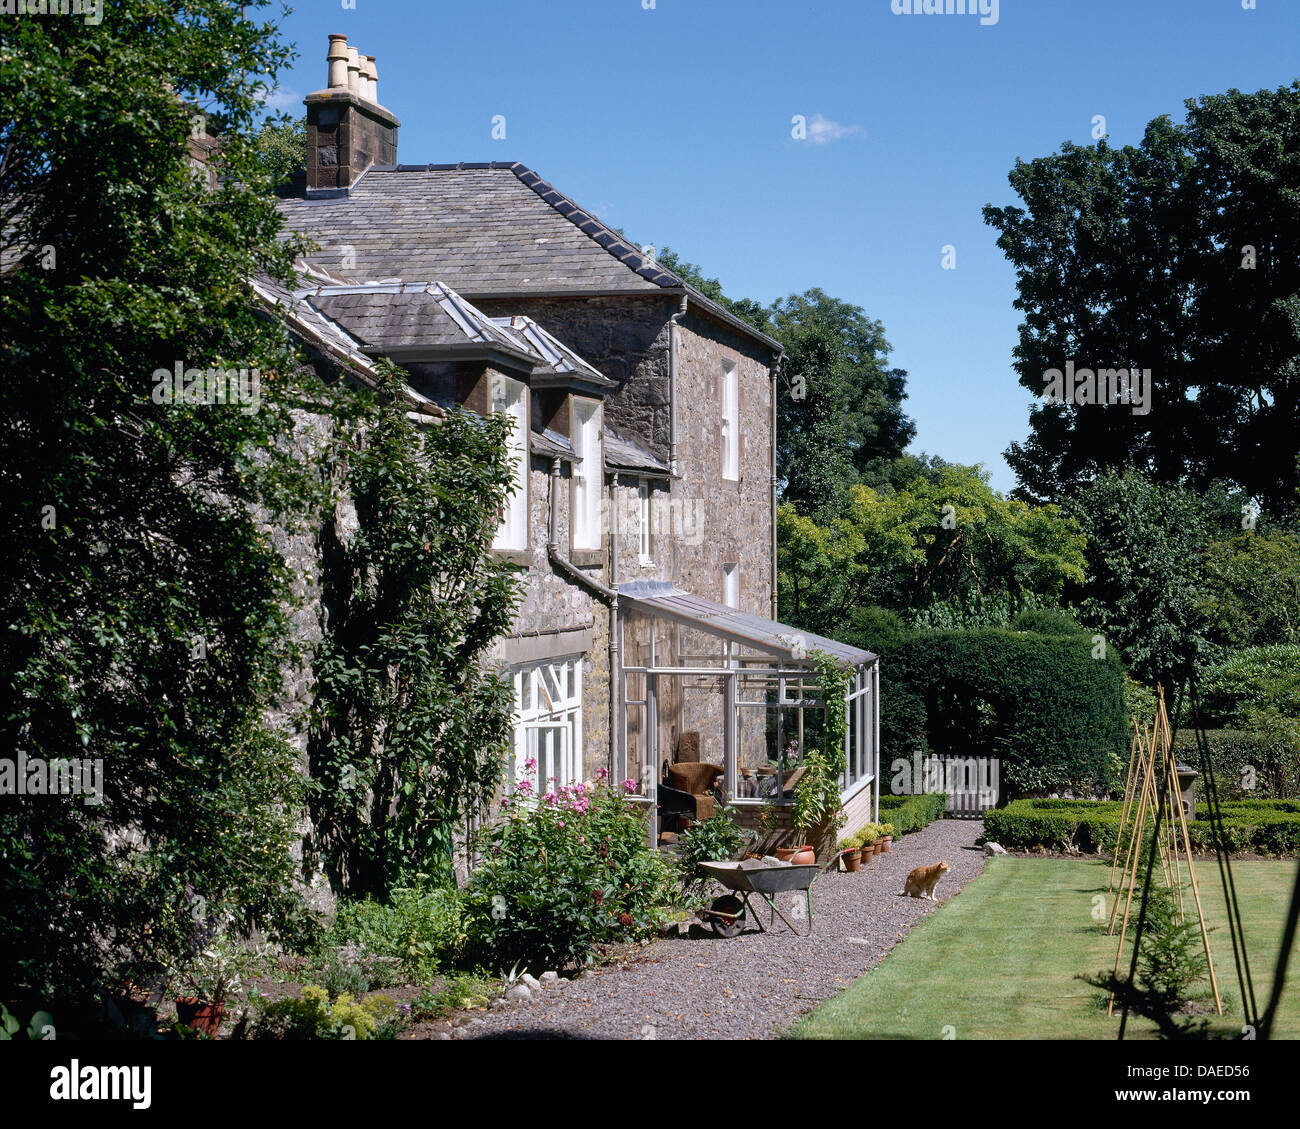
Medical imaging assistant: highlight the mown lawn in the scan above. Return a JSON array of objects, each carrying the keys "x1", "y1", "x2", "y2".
[{"x1": 792, "y1": 857, "x2": 1300, "y2": 1039}]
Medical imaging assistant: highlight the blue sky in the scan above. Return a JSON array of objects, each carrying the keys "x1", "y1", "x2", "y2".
[{"x1": 263, "y1": 0, "x2": 1298, "y2": 493}]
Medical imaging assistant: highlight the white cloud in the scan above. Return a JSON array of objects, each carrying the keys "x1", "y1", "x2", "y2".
[
  {"x1": 807, "y1": 113, "x2": 865, "y2": 145},
  {"x1": 260, "y1": 87, "x2": 303, "y2": 115}
]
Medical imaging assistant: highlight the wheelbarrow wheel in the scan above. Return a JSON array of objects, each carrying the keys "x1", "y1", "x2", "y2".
[{"x1": 709, "y1": 895, "x2": 744, "y2": 938}]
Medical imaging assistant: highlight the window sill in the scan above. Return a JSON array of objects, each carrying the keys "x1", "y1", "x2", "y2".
[
  {"x1": 492, "y1": 548, "x2": 532, "y2": 566},
  {"x1": 568, "y1": 548, "x2": 604, "y2": 568}
]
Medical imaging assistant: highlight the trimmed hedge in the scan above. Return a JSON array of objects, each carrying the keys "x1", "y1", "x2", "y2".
[
  {"x1": 1172, "y1": 727, "x2": 1300, "y2": 801},
  {"x1": 878, "y1": 792, "x2": 948, "y2": 835},
  {"x1": 845, "y1": 615, "x2": 1129, "y2": 796},
  {"x1": 984, "y1": 798, "x2": 1300, "y2": 855}
]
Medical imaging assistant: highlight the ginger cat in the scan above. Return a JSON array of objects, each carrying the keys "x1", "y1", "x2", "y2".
[{"x1": 900, "y1": 861, "x2": 950, "y2": 900}]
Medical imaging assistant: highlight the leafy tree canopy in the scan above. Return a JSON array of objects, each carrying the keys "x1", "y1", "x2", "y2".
[
  {"x1": 779, "y1": 463, "x2": 1086, "y2": 636},
  {"x1": 985, "y1": 84, "x2": 1300, "y2": 519}
]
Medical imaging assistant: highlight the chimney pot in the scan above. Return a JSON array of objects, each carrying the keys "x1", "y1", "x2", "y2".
[
  {"x1": 346, "y1": 46, "x2": 361, "y2": 94},
  {"x1": 326, "y1": 34, "x2": 349, "y2": 90},
  {"x1": 363, "y1": 55, "x2": 378, "y2": 104}
]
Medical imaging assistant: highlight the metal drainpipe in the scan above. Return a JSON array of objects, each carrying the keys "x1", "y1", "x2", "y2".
[
  {"x1": 607, "y1": 472, "x2": 621, "y2": 787},
  {"x1": 770, "y1": 353, "x2": 782, "y2": 620},
  {"x1": 546, "y1": 458, "x2": 620, "y2": 786},
  {"x1": 547, "y1": 457, "x2": 617, "y2": 602},
  {"x1": 667, "y1": 295, "x2": 688, "y2": 477}
]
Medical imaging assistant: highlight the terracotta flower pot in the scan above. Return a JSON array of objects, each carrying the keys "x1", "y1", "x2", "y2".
[
  {"x1": 873, "y1": 840, "x2": 884, "y2": 856},
  {"x1": 859, "y1": 845, "x2": 874, "y2": 864},
  {"x1": 880, "y1": 835, "x2": 893, "y2": 853},
  {"x1": 842, "y1": 850, "x2": 861, "y2": 873},
  {"x1": 776, "y1": 845, "x2": 815, "y2": 865},
  {"x1": 175, "y1": 997, "x2": 225, "y2": 1037}
]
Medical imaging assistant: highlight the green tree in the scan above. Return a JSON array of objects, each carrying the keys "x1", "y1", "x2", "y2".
[
  {"x1": 307, "y1": 365, "x2": 520, "y2": 898},
  {"x1": 254, "y1": 114, "x2": 306, "y2": 189},
  {"x1": 985, "y1": 84, "x2": 1300, "y2": 518},
  {"x1": 772, "y1": 289, "x2": 915, "y2": 516},
  {"x1": 1066, "y1": 470, "x2": 1232, "y2": 688},
  {"x1": 0, "y1": 2, "x2": 317, "y2": 1011},
  {"x1": 1199, "y1": 529, "x2": 1300, "y2": 649},
  {"x1": 778, "y1": 463, "x2": 1086, "y2": 636}
]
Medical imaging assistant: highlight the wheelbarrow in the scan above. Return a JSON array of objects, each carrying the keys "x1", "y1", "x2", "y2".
[{"x1": 696, "y1": 859, "x2": 824, "y2": 938}]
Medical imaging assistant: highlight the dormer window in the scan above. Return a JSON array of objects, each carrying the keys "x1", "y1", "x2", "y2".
[
  {"x1": 571, "y1": 398, "x2": 603, "y2": 552},
  {"x1": 491, "y1": 373, "x2": 528, "y2": 552},
  {"x1": 721, "y1": 358, "x2": 739, "y2": 481}
]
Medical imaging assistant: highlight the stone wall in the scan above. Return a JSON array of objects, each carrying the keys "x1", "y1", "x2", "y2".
[
  {"x1": 671, "y1": 310, "x2": 775, "y2": 616},
  {"x1": 475, "y1": 294, "x2": 676, "y2": 458}
]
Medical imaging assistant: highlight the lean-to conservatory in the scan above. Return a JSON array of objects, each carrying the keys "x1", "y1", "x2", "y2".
[{"x1": 614, "y1": 582, "x2": 879, "y2": 846}]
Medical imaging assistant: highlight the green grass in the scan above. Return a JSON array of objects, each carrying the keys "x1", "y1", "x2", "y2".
[{"x1": 792, "y1": 857, "x2": 1300, "y2": 1039}]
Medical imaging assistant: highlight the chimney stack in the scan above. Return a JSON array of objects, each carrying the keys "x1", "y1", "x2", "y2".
[{"x1": 304, "y1": 34, "x2": 399, "y2": 195}]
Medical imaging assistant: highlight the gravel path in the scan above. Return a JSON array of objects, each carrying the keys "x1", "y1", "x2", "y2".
[{"x1": 460, "y1": 817, "x2": 986, "y2": 1040}]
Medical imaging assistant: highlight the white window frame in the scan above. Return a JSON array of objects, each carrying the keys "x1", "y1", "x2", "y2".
[
  {"x1": 723, "y1": 562, "x2": 739, "y2": 609},
  {"x1": 571, "y1": 398, "x2": 603, "y2": 552},
  {"x1": 637, "y1": 478, "x2": 653, "y2": 566},
  {"x1": 509, "y1": 656, "x2": 584, "y2": 791},
  {"x1": 721, "y1": 359, "x2": 739, "y2": 481},
  {"x1": 490, "y1": 374, "x2": 528, "y2": 552}
]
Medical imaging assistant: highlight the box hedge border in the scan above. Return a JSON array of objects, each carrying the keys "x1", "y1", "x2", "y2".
[
  {"x1": 878, "y1": 792, "x2": 948, "y2": 836},
  {"x1": 983, "y1": 798, "x2": 1300, "y2": 855}
]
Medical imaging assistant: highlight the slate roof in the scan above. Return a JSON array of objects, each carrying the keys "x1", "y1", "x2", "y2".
[
  {"x1": 277, "y1": 162, "x2": 783, "y2": 354},
  {"x1": 297, "y1": 282, "x2": 614, "y2": 392},
  {"x1": 603, "y1": 430, "x2": 671, "y2": 477},
  {"x1": 303, "y1": 282, "x2": 535, "y2": 359},
  {"x1": 250, "y1": 269, "x2": 445, "y2": 419}
]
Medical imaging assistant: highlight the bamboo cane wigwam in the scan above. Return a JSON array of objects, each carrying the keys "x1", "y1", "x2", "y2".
[{"x1": 1106, "y1": 685, "x2": 1222, "y2": 1018}]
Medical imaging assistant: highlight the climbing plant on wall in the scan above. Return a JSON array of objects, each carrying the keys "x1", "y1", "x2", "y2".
[{"x1": 307, "y1": 363, "x2": 522, "y2": 898}]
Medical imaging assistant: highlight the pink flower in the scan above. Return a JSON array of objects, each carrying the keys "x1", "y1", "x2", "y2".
[
  {"x1": 621, "y1": 778, "x2": 637, "y2": 794},
  {"x1": 544, "y1": 791, "x2": 558, "y2": 806},
  {"x1": 524, "y1": 757, "x2": 537, "y2": 772},
  {"x1": 575, "y1": 782, "x2": 586, "y2": 795},
  {"x1": 596, "y1": 767, "x2": 609, "y2": 780},
  {"x1": 558, "y1": 820, "x2": 565, "y2": 828}
]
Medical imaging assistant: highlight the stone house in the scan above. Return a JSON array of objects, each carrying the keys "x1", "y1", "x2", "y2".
[{"x1": 271, "y1": 35, "x2": 880, "y2": 852}]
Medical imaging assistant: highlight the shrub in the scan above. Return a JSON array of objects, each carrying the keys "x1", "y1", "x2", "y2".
[
  {"x1": 984, "y1": 798, "x2": 1300, "y2": 855},
  {"x1": 878, "y1": 793, "x2": 947, "y2": 835},
  {"x1": 1199, "y1": 645, "x2": 1300, "y2": 727},
  {"x1": 677, "y1": 807, "x2": 753, "y2": 880},
  {"x1": 1011, "y1": 608, "x2": 1084, "y2": 636},
  {"x1": 463, "y1": 774, "x2": 679, "y2": 971},
  {"x1": 256, "y1": 985, "x2": 400, "y2": 1040},
  {"x1": 409, "y1": 973, "x2": 499, "y2": 1021},
  {"x1": 1172, "y1": 727, "x2": 1300, "y2": 801},
  {"x1": 845, "y1": 621, "x2": 1128, "y2": 796},
  {"x1": 333, "y1": 886, "x2": 468, "y2": 981}
]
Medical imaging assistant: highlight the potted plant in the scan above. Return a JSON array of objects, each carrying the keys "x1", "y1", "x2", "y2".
[
  {"x1": 787, "y1": 748, "x2": 844, "y2": 864},
  {"x1": 173, "y1": 937, "x2": 250, "y2": 1037},
  {"x1": 837, "y1": 836, "x2": 861, "y2": 873},
  {"x1": 857, "y1": 825, "x2": 878, "y2": 864},
  {"x1": 879, "y1": 822, "x2": 895, "y2": 853}
]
